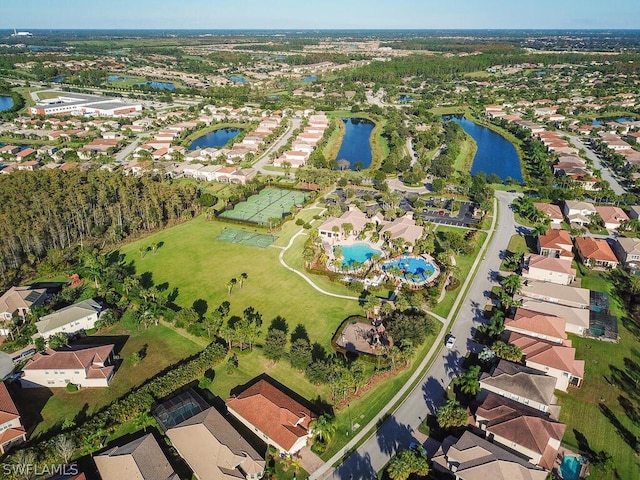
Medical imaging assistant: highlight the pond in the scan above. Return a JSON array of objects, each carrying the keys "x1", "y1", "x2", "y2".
[
  {"x1": 0, "y1": 96, "x2": 14, "y2": 112},
  {"x1": 230, "y1": 75, "x2": 246, "y2": 84},
  {"x1": 51, "y1": 76, "x2": 65, "y2": 83},
  {"x1": 188, "y1": 127, "x2": 243, "y2": 150},
  {"x1": 137, "y1": 81, "x2": 175, "y2": 90},
  {"x1": 334, "y1": 117, "x2": 374, "y2": 170},
  {"x1": 592, "y1": 117, "x2": 635, "y2": 126},
  {"x1": 302, "y1": 75, "x2": 317, "y2": 82},
  {"x1": 398, "y1": 95, "x2": 413, "y2": 103},
  {"x1": 447, "y1": 115, "x2": 522, "y2": 182},
  {"x1": 108, "y1": 75, "x2": 129, "y2": 82}
]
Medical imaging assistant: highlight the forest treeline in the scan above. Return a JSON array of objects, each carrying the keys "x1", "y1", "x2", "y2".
[{"x1": 0, "y1": 170, "x2": 200, "y2": 285}]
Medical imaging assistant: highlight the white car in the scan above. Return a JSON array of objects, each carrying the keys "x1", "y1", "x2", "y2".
[{"x1": 445, "y1": 334, "x2": 456, "y2": 349}]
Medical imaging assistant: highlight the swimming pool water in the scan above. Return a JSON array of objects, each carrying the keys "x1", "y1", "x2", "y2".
[
  {"x1": 559, "y1": 455, "x2": 583, "y2": 480},
  {"x1": 337, "y1": 243, "x2": 381, "y2": 269},
  {"x1": 382, "y1": 255, "x2": 436, "y2": 283}
]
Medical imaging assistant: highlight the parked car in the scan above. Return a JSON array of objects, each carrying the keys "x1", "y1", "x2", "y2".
[
  {"x1": 410, "y1": 441, "x2": 428, "y2": 457},
  {"x1": 445, "y1": 334, "x2": 456, "y2": 349}
]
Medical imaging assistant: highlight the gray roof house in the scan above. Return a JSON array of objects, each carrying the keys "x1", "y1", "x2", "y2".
[
  {"x1": 611, "y1": 237, "x2": 640, "y2": 274},
  {"x1": 34, "y1": 298, "x2": 102, "y2": 341}
]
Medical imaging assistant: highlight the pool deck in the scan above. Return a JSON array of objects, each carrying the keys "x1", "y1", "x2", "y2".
[{"x1": 553, "y1": 447, "x2": 590, "y2": 480}]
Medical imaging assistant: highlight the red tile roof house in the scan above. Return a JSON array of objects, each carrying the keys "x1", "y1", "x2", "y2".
[
  {"x1": 595, "y1": 205, "x2": 629, "y2": 230},
  {"x1": 472, "y1": 393, "x2": 566, "y2": 470},
  {"x1": 533, "y1": 203, "x2": 564, "y2": 227},
  {"x1": 537, "y1": 230, "x2": 573, "y2": 260},
  {"x1": 505, "y1": 331, "x2": 584, "y2": 392},
  {"x1": 0, "y1": 382, "x2": 27, "y2": 453},
  {"x1": 506, "y1": 308, "x2": 568, "y2": 345},
  {"x1": 574, "y1": 236, "x2": 619, "y2": 269},
  {"x1": 21, "y1": 344, "x2": 115, "y2": 388},
  {"x1": 226, "y1": 379, "x2": 317, "y2": 455}
]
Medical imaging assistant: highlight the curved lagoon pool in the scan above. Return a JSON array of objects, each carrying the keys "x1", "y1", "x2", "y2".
[
  {"x1": 336, "y1": 243, "x2": 382, "y2": 269},
  {"x1": 383, "y1": 255, "x2": 439, "y2": 285}
]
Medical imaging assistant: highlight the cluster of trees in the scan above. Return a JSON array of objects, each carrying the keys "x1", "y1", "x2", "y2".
[
  {"x1": 0, "y1": 170, "x2": 200, "y2": 287},
  {"x1": 429, "y1": 121, "x2": 466, "y2": 179}
]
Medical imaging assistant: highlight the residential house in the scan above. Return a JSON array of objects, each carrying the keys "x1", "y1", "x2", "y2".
[
  {"x1": 504, "y1": 332, "x2": 584, "y2": 392},
  {"x1": 0, "y1": 286, "x2": 48, "y2": 335},
  {"x1": 21, "y1": 344, "x2": 115, "y2": 388},
  {"x1": 167, "y1": 407, "x2": 265, "y2": 480},
  {"x1": 574, "y1": 237, "x2": 619, "y2": 269},
  {"x1": 516, "y1": 298, "x2": 590, "y2": 336},
  {"x1": 0, "y1": 382, "x2": 26, "y2": 453},
  {"x1": 611, "y1": 237, "x2": 640, "y2": 274},
  {"x1": 473, "y1": 393, "x2": 566, "y2": 469},
  {"x1": 537, "y1": 230, "x2": 573, "y2": 259},
  {"x1": 431, "y1": 431, "x2": 548, "y2": 480},
  {"x1": 563, "y1": 200, "x2": 596, "y2": 226},
  {"x1": 522, "y1": 254, "x2": 576, "y2": 286},
  {"x1": 506, "y1": 308, "x2": 568, "y2": 344},
  {"x1": 533, "y1": 203, "x2": 564, "y2": 227},
  {"x1": 520, "y1": 280, "x2": 590, "y2": 309},
  {"x1": 94, "y1": 433, "x2": 178, "y2": 480},
  {"x1": 226, "y1": 379, "x2": 317, "y2": 454},
  {"x1": 595, "y1": 206, "x2": 629, "y2": 230},
  {"x1": 478, "y1": 360, "x2": 559, "y2": 416},
  {"x1": 34, "y1": 298, "x2": 103, "y2": 341},
  {"x1": 629, "y1": 205, "x2": 640, "y2": 220}
]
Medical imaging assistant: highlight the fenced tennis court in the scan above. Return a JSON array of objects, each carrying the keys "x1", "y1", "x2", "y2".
[
  {"x1": 216, "y1": 228, "x2": 278, "y2": 248},
  {"x1": 218, "y1": 188, "x2": 308, "y2": 225}
]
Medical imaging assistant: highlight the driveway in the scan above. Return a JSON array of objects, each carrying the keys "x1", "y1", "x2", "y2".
[{"x1": 312, "y1": 191, "x2": 522, "y2": 480}]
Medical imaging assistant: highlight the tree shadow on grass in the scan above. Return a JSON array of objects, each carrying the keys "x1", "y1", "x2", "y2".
[
  {"x1": 332, "y1": 451, "x2": 376, "y2": 480},
  {"x1": 599, "y1": 402, "x2": 639, "y2": 452}
]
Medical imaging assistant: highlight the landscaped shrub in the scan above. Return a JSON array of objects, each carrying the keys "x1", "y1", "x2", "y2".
[{"x1": 66, "y1": 383, "x2": 78, "y2": 392}]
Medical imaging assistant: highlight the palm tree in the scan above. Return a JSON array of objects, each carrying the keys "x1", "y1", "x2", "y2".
[
  {"x1": 455, "y1": 365, "x2": 481, "y2": 396},
  {"x1": 501, "y1": 274, "x2": 522, "y2": 296},
  {"x1": 387, "y1": 450, "x2": 430, "y2": 480},
  {"x1": 310, "y1": 414, "x2": 337, "y2": 445},
  {"x1": 492, "y1": 341, "x2": 523, "y2": 362},
  {"x1": 226, "y1": 279, "x2": 235, "y2": 296},
  {"x1": 239, "y1": 272, "x2": 248, "y2": 288},
  {"x1": 436, "y1": 399, "x2": 469, "y2": 429}
]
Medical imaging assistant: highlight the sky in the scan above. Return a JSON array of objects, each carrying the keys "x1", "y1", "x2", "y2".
[{"x1": 3, "y1": 0, "x2": 640, "y2": 30}]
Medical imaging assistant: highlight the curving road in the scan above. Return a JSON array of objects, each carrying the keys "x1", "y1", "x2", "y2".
[
  {"x1": 253, "y1": 117, "x2": 301, "y2": 175},
  {"x1": 313, "y1": 191, "x2": 522, "y2": 480}
]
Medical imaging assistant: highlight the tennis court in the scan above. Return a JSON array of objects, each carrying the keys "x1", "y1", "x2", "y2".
[
  {"x1": 219, "y1": 188, "x2": 308, "y2": 225},
  {"x1": 216, "y1": 228, "x2": 278, "y2": 248}
]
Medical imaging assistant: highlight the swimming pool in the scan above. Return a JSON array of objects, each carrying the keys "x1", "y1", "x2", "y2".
[
  {"x1": 382, "y1": 255, "x2": 439, "y2": 285},
  {"x1": 336, "y1": 243, "x2": 381, "y2": 269},
  {"x1": 559, "y1": 455, "x2": 585, "y2": 480}
]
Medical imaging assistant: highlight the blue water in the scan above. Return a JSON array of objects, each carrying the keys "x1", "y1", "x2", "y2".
[
  {"x1": 51, "y1": 76, "x2": 65, "y2": 83},
  {"x1": 0, "y1": 96, "x2": 14, "y2": 112},
  {"x1": 335, "y1": 117, "x2": 374, "y2": 170},
  {"x1": 382, "y1": 255, "x2": 436, "y2": 283},
  {"x1": 230, "y1": 75, "x2": 246, "y2": 84},
  {"x1": 108, "y1": 75, "x2": 129, "y2": 82},
  {"x1": 559, "y1": 455, "x2": 584, "y2": 480},
  {"x1": 188, "y1": 127, "x2": 243, "y2": 150},
  {"x1": 398, "y1": 95, "x2": 413, "y2": 103},
  {"x1": 592, "y1": 117, "x2": 635, "y2": 126},
  {"x1": 337, "y1": 243, "x2": 381, "y2": 269},
  {"x1": 448, "y1": 116, "x2": 523, "y2": 182},
  {"x1": 302, "y1": 75, "x2": 317, "y2": 82},
  {"x1": 137, "y1": 81, "x2": 175, "y2": 90}
]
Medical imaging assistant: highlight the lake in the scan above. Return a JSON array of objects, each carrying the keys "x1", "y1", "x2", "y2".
[
  {"x1": 398, "y1": 95, "x2": 413, "y2": 103},
  {"x1": 188, "y1": 127, "x2": 243, "y2": 150},
  {"x1": 0, "y1": 96, "x2": 14, "y2": 112},
  {"x1": 230, "y1": 76, "x2": 246, "y2": 84},
  {"x1": 51, "y1": 76, "x2": 65, "y2": 83},
  {"x1": 137, "y1": 81, "x2": 175, "y2": 90},
  {"x1": 447, "y1": 116, "x2": 522, "y2": 182},
  {"x1": 108, "y1": 75, "x2": 129, "y2": 82},
  {"x1": 592, "y1": 117, "x2": 635, "y2": 126},
  {"x1": 334, "y1": 117, "x2": 374, "y2": 170},
  {"x1": 302, "y1": 75, "x2": 317, "y2": 82}
]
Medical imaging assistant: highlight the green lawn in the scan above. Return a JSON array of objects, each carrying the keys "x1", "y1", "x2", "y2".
[
  {"x1": 452, "y1": 134, "x2": 477, "y2": 172},
  {"x1": 499, "y1": 234, "x2": 533, "y2": 271},
  {"x1": 432, "y1": 227, "x2": 487, "y2": 318},
  {"x1": 14, "y1": 321, "x2": 202, "y2": 439},
  {"x1": 556, "y1": 270, "x2": 640, "y2": 480},
  {"x1": 118, "y1": 216, "x2": 358, "y2": 348}
]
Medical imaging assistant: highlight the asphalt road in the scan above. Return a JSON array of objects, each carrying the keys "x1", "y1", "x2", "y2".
[
  {"x1": 564, "y1": 133, "x2": 626, "y2": 195},
  {"x1": 317, "y1": 191, "x2": 522, "y2": 480},
  {"x1": 252, "y1": 117, "x2": 301, "y2": 175}
]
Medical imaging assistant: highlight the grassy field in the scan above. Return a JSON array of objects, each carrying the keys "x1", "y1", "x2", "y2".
[
  {"x1": 452, "y1": 133, "x2": 477, "y2": 172},
  {"x1": 556, "y1": 270, "x2": 640, "y2": 480},
  {"x1": 14, "y1": 321, "x2": 202, "y2": 439},
  {"x1": 118, "y1": 215, "x2": 358, "y2": 348},
  {"x1": 432, "y1": 227, "x2": 487, "y2": 318}
]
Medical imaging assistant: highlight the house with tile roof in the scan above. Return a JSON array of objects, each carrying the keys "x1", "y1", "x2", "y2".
[
  {"x1": 94, "y1": 433, "x2": 178, "y2": 480},
  {"x1": 318, "y1": 205, "x2": 372, "y2": 241},
  {"x1": 226, "y1": 379, "x2": 317, "y2": 454},
  {"x1": 378, "y1": 212, "x2": 424, "y2": 248},
  {"x1": 506, "y1": 309, "x2": 568, "y2": 344},
  {"x1": 629, "y1": 205, "x2": 640, "y2": 220},
  {"x1": 34, "y1": 298, "x2": 102, "y2": 341},
  {"x1": 0, "y1": 382, "x2": 26, "y2": 453},
  {"x1": 167, "y1": 407, "x2": 265, "y2": 480},
  {"x1": 537, "y1": 230, "x2": 573, "y2": 259},
  {"x1": 533, "y1": 203, "x2": 564, "y2": 227},
  {"x1": 516, "y1": 298, "x2": 590, "y2": 336},
  {"x1": 0, "y1": 286, "x2": 48, "y2": 336},
  {"x1": 563, "y1": 200, "x2": 596, "y2": 226},
  {"x1": 611, "y1": 237, "x2": 640, "y2": 274},
  {"x1": 478, "y1": 360, "x2": 559, "y2": 417},
  {"x1": 520, "y1": 280, "x2": 590, "y2": 309},
  {"x1": 472, "y1": 393, "x2": 566, "y2": 470},
  {"x1": 21, "y1": 344, "x2": 115, "y2": 388},
  {"x1": 574, "y1": 237, "x2": 619, "y2": 269},
  {"x1": 504, "y1": 332, "x2": 584, "y2": 392},
  {"x1": 595, "y1": 206, "x2": 629, "y2": 230},
  {"x1": 431, "y1": 431, "x2": 548, "y2": 480},
  {"x1": 522, "y1": 254, "x2": 576, "y2": 286}
]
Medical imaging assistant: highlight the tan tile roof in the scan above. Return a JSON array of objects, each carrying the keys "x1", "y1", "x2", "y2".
[
  {"x1": 533, "y1": 203, "x2": 563, "y2": 221},
  {"x1": 524, "y1": 254, "x2": 576, "y2": 277},
  {"x1": 508, "y1": 308, "x2": 568, "y2": 342},
  {"x1": 506, "y1": 332, "x2": 584, "y2": 378},
  {"x1": 0, "y1": 286, "x2": 48, "y2": 316},
  {"x1": 595, "y1": 206, "x2": 629, "y2": 226},
  {"x1": 575, "y1": 237, "x2": 618, "y2": 263},
  {"x1": 226, "y1": 380, "x2": 316, "y2": 452},
  {"x1": 24, "y1": 344, "x2": 113, "y2": 371}
]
